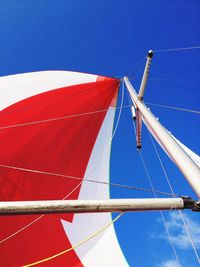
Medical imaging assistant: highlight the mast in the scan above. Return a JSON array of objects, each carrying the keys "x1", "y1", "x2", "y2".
[{"x1": 124, "y1": 51, "x2": 200, "y2": 199}]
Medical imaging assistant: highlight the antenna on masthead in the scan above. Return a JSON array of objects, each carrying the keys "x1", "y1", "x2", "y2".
[
  {"x1": 138, "y1": 50, "x2": 154, "y2": 100},
  {"x1": 131, "y1": 50, "x2": 154, "y2": 149}
]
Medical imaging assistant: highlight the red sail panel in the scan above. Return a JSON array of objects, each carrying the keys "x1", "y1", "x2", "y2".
[{"x1": 0, "y1": 76, "x2": 119, "y2": 266}]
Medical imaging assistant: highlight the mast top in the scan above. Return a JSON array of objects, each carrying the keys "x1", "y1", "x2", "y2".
[{"x1": 148, "y1": 50, "x2": 154, "y2": 58}]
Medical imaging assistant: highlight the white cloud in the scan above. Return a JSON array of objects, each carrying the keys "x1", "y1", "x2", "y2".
[
  {"x1": 155, "y1": 212, "x2": 200, "y2": 250},
  {"x1": 158, "y1": 259, "x2": 181, "y2": 267}
]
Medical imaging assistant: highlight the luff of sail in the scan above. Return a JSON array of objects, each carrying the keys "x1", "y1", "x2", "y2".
[{"x1": 0, "y1": 71, "x2": 128, "y2": 266}]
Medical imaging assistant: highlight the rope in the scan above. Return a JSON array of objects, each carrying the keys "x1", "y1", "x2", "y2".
[
  {"x1": 0, "y1": 105, "x2": 131, "y2": 131},
  {"x1": 148, "y1": 132, "x2": 176, "y2": 195},
  {"x1": 138, "y1": 151, "x2": 181, "y2": 267},
  {"x1": 148, "y1": 131, "x2": 200, "y2": 264},
  {"x1": 126, "y1": 90, "x2": 181, "y2": 266},
  {"x1": 178, "y1": 211, "x2": 200, "y2": 264},
  {"x1": 0, "y1": 215, "x2": 44, "y2": 245},
  {"x1": 22, "y1": 212, "x2": 124, "y2": 267},
  {"x1": 154, "y1": 46, "x2": 200, "y2": 53},
  {"x1": 0, "y1": 164, "x2": 177, "y2": 197},
  {"x1": 147, "y1": 102, "x2": 200, "y2": 115},
  {"x1": 112, "y1": 79, "x2": 125, "y2": 137},
  {"x1": 124, "y1": 88, "x2": 177, "y2": 197},
  {"x1": 159, "y1": 211, "x2": 182, "y2": 266},
  {"x1": 0, "y1": 181, "x2": 82, "y2": 245}
]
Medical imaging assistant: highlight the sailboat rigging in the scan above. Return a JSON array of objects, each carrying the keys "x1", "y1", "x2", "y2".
[{"x1": 0, "y1": 50, "x2": 199, "y2": 266}]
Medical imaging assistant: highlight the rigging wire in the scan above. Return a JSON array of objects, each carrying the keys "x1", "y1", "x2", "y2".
[
  {"x1": 154, "y1": 45, "x2": 200, "y2": 53},
  {"x1": 178, "y1": 212, "x2": 200, "y2": 265},
  {"x1": 147, "y1": 102, "x2": 200, "y2": 115},
  {"x1": 127, "y1": 56, "x2": 146, "y2": 81},
  {"x1": 139, "y1": 151, "x2": 182, "y2": 267},
  {"x1": 22, "y1": 212, "x2": 124, "y2": 267},
  {"x1": 112, "y1": 79, "x2": 125, "y2": 137},
  {"x1": 148, "y1": 131, "x2": 200, "y2": 264},
  {"x1": 0, "y1": 215, "x2": 43, "y2": 245},
  {"x1": 0, "y1": 182, "x2": 82, "y2": 245},
  {"x1": 126, "y1": 90, "x2": 182, "y2": 267},
  {"x1": 0, "y1": 105, "x2": 131, "y2": 131},
  {"x1": 0, "y1": 164, "x2": 177, "y2": 197}
]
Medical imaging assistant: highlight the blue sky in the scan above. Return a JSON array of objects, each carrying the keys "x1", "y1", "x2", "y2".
[{"x1": 0, "y1": 1, "x2": 200, "y2": 266}]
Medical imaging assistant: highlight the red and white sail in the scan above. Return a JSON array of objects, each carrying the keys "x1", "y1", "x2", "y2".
[{"x1": 0, "y1": 71, "x2": 128, "y2": 266}]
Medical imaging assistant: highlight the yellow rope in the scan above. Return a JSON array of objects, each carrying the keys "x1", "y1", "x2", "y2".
[{"x1": 22, "y1": 212, "x2": 124, "y2": 267}]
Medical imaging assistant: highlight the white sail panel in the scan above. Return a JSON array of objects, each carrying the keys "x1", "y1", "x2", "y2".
[
  {"x1": 62, "y1": 106, "x2": 128, "y2": 266},
  {"x1": 0, "y1": 71, "x2": 100, "y2": 111}
]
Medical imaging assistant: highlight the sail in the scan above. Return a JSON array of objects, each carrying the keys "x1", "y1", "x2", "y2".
[{"x1": 0, "y1": 71, "x2": 128, "y2": 266}]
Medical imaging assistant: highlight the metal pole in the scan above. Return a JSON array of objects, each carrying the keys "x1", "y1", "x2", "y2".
[
  {"x1": 0, "y1": 198, "x2": 195, "y2": 215},
  {"x1": 124, "y1": 76, "x2": 200, "y2": 198},
  {"x1": 138, "y1": 50, "x2": 153, "y2": 100}
]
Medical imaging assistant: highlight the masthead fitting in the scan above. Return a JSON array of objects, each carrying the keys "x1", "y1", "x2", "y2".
[
  {"x1": 138, "y1": 49, "x2": 154, "y2": 100},
  {"x1": 148, "y1": 50, "x2": 154, "y2": 58}
]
